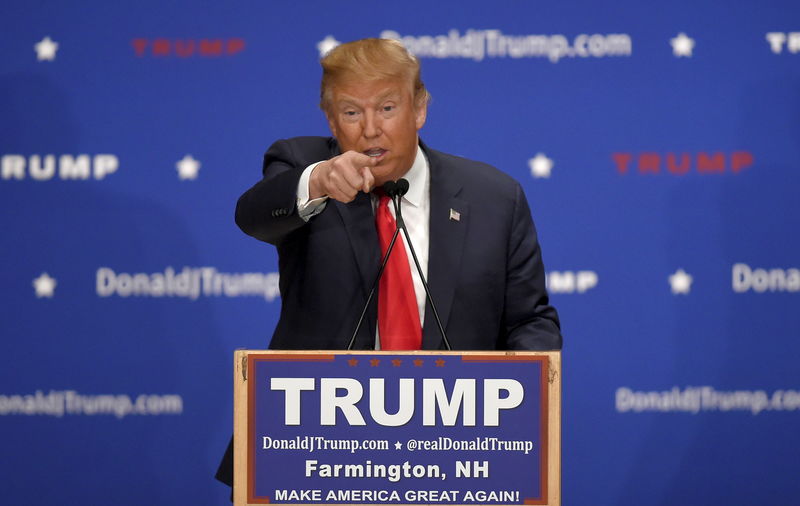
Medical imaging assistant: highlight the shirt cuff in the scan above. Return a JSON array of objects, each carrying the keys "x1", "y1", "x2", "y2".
[{"x1": 296, "y1": 161, "x2": 328, "y2": 221}]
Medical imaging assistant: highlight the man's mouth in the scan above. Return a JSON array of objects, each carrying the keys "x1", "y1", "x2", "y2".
[{"x1": 364, "y1": 148, "x2": 387, "y2": 159}]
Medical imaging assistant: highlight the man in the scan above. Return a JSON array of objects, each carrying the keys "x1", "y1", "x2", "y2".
[{"x1": 217, "y1": 37, "x2": 561, "y2": 488}]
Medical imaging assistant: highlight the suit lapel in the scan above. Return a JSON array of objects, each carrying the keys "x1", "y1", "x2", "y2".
[
  {"x1": 422, "y1": 147, "x2": 468, "y2": 350},
  {"x1": 333, "y1": 195, "x2": 380, "y2": 295},
  {"x1": 325, "y1": 139, "x2": 380, "y2": 346},
  {"x1": 332, "y1": 195, "x2": 380, "y2": 348}
]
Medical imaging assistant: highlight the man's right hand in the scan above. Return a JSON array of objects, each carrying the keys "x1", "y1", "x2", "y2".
[{"x1": 308, "y1": 151, "x2": 377, "y2": 203}]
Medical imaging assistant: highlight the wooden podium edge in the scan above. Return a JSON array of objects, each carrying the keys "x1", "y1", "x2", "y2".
[{"x1": 233, "y1": 350, "x2": 561, "y2": 506}]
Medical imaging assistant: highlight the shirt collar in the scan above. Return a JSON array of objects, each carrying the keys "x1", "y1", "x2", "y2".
[{"x1": 401, "y1": 145, "x2": 428, "y2": 208}]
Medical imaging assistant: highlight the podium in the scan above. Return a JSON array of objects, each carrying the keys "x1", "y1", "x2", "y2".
[{"x1": 233, "y1": 350, "x2": 560, "y2": 506}]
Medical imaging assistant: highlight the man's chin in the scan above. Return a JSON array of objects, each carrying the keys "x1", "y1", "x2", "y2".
[
  {"x1": 372, "y1": 170, "x2": 398, "y2": 187},
  {"x1": 372, "y1": 164, "x2": 410, "y2": 186}
]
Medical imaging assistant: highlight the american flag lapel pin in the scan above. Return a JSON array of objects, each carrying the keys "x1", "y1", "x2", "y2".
[{"x1": 449, "y1": 208, "x2": 461, "y2": 222}]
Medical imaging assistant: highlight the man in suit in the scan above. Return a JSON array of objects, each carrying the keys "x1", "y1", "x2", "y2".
[{"x1": 217, "y1": 37, "x2": 560, "y2": 488}]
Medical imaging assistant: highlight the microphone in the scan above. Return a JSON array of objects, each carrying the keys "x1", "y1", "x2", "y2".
[
  {"x1": 347, "y1": 181, "x2": 405, "y2": 350},
  {"x1": 394, "y1": 179, "x2": 409, "y2": 197},
  {"x1": 390, "y1": 179, "x2": 452, "y2": 351},
  {"x1": 382, "y1": 180, "x2": 398, "y2": 197}
]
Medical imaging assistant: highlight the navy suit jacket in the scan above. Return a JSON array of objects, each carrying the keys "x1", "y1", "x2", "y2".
[{"x1": 235, "y1": 136, "x2": 561, "y2": 351}]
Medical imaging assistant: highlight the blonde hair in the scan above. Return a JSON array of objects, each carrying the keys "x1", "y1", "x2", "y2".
[{"x1": 320, "y1": 38, "x2": 430, "y2": 111}]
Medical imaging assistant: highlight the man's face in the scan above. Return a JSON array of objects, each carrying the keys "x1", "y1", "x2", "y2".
[{"x1": 326, "y1": 78, "x2": 427, "y2": 186}]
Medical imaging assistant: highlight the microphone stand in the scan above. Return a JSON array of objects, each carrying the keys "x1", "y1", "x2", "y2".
[
  {"x1": 346, "y1": 182, "x2": 402, "y2": 350},
  {"x1": 390, "y1": 179, "x2": 452, "y2": 351},
  {"x1": 347, "y1": 179, "x2": 453, "y2": 351}
]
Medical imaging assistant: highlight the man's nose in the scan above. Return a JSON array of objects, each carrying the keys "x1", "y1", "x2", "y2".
[{"x1": 363, "y1": 111, "x2": 382, "y2": 138}]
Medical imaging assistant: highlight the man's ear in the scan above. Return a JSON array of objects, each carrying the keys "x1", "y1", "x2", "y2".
[{"x1": 415, "y1": 101, "x2": 428, "y2": 131}]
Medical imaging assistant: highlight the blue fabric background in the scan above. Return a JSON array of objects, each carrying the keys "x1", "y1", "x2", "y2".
[{"x1": 1, "y1": 1, "x2": 798, "y2": 504}]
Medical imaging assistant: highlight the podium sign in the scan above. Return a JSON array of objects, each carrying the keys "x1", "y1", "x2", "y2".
[{"x1": 234, "y1": 351, "x2": 560, "y2": 506}]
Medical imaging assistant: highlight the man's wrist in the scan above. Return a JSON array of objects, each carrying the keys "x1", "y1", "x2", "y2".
[
  {"x1": 307, "y1": 160, "x2": 328, "y2": 200},
  {"x1": 296, "y1": 161, "x2": 329, "y2": 221}
]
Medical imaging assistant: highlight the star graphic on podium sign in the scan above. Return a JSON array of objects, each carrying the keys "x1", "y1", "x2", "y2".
[
  {"x1": 391, "y1": 359, "x2": 402, "y2": 367},
  {"x1": 34, "y1": 36, "x2": 59, "y2": 61},
  {"x1": 668, "y1": 268, "x2": 693, "y2": 295},
  {"x1": 435, "y1": 359, "x2": 446, "y2": 367},
  {"x1": 369, "y1": 358, "x2": 380, "y2": 367},
  {"x1": 33, "y1": 272, "x2": 57, "y2": 297},
  {"x1": 176, "y1": 155, "x2": 200, "y2": 180},
  {"x1": 528, "y1": 153, "x2": 554, "y2": 179},
  {"x1": 347, "y1": 358, "x2": 358, "y2": 367},
  {"x1": 394, "y1": 441, "x2": 402, "y2": 450},
  {"x1": 670, "y1": 33, "x2": 695, "y2": 57},
  {"x1": 413, "y1": 359, "x2": 424, "y2": 367},
  {"x1": 317, "y1": 35, "x2": 341, "y2": 58}
]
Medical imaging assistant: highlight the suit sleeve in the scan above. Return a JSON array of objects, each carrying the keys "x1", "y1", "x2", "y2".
[
  {"x1": 235, "y1": 139, "x2": 312, "y2": 245},
  {"x1": 502, "y1": 183, "x2": 563, "y2": 350}
]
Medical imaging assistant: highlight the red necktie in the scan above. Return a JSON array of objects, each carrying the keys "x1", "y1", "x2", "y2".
[{"x1": 375, "y1": 193, "x2": 422, "y2": 350}]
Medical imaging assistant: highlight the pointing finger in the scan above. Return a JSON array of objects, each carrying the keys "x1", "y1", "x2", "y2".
[
  {"x1": 361, "y1": 166, "x2": 375, "y2": 193},
  {"x1": 351, "y1": 152, "x2": 379, "y2": 168}
]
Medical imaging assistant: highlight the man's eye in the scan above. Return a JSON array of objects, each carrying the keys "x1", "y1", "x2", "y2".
[
  {"x1": 383, "y1": 105, "x2": 395, "y2": 112},
  {"x1": 344, "y1": 110, "x2": 357, "y2": 116}
]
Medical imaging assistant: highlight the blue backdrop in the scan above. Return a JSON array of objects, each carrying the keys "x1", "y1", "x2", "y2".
[{"x1": 1, "y1": 1, "x2": 798, "y2": 504}]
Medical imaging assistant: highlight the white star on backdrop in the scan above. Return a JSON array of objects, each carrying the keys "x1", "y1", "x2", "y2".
[
  {"x1": 670, "y1": 33, "x2": 695, "y2": 57},
  {"x1": 394, "y1": 441, "x2": 402, "y2": 450},
  {"x1": 33, "y1": 273, "x2": 57, "y2": 297},
  {"x1": 34, "y1": 36, "x2": 59, "y2": 61},
  {"x1": 317, "y1": 35, "x2": 341, "y2": 58},
  {"x1": 668, "y1": 268, "x2": 693, "y2": 295},
  {"x1": 528, "y1": 153, "x2": 554, "y2": 178},
  {"x1": 176, "y1": 155, "x2": 200, "y2": 180}
]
